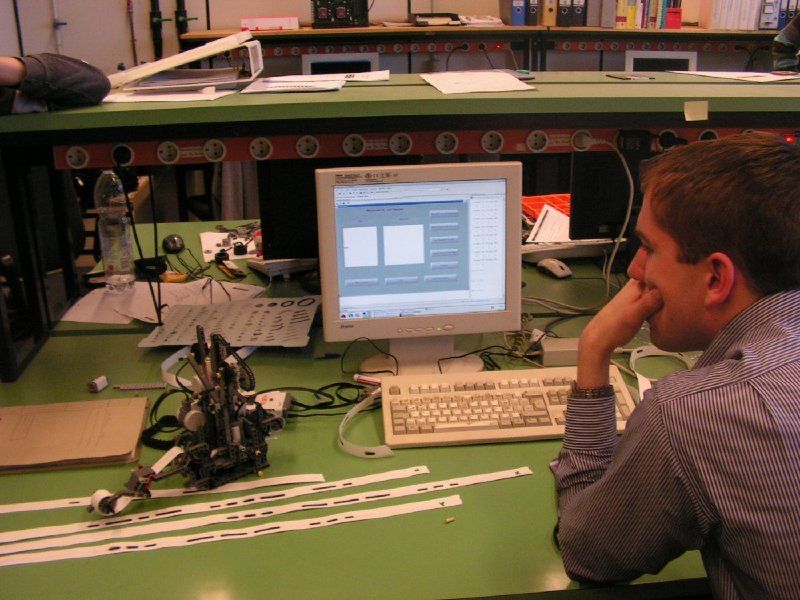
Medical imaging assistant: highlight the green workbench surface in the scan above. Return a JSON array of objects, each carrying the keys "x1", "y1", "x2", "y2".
[
  {"x1": 0, "y1": 222, "x2": 708, "y2": 598},
  {"x1": 1, "y1": 72, "x2": 799, "y2": 140}
]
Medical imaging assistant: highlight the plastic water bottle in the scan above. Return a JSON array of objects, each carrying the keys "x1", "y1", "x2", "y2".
[{"x1": 93, "y1": 170, "x2": 135, "y2": 293}]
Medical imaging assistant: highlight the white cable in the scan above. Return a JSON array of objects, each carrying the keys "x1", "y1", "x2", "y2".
[
  {"x1": 588, "y1": 138, "x2": 636, "y2": 299},
  {"x1": 338, "y1": 388, "x2": 394, "y2": 458}
]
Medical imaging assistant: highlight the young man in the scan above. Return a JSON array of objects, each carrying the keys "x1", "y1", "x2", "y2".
[
  {"x1": 0, "y1": 53, "x2": 109, "y2": 115},
  {"x1": 552, "y1": 132, "x2": 800, "y2": 598}
]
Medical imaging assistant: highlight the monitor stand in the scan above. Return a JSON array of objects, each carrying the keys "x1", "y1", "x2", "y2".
[{"x1": 360, "y1": 336, "x2": 484, "y2": 376}]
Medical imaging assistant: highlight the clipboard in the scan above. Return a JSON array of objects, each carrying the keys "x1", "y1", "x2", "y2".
[
  {"x1": 122, "y1": 40, "x2": 263, "y2": 93},
  {"x1": 108, "y1": 31, "x2": 262, "y2": 92}
]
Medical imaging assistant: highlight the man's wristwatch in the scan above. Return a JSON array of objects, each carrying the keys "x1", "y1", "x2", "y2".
[{"x1": 570, "y1": 381, "x2": 614, "y2": 398}]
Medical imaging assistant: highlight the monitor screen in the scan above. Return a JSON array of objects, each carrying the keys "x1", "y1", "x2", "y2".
[
  {"x1": 624, "y1": 50, "x2": 697, "y2": 72},
  {"x1": 316, "y1": 162, "x2": 522, "y2": 374},
  {"x1": 301, "y1": 52, "x2": 379, "y2": 75}
]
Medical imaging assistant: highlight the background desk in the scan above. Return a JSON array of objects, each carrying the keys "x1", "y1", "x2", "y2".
[
  {"x1": 0, "y1": 222, "x2": 709, "y2": 599},
  {"x1": 180, "y1": 26, "x2": 777, "y2": 73},
  {"x1": 1, "y1": 71, "x2": 799, "y2": 391}
]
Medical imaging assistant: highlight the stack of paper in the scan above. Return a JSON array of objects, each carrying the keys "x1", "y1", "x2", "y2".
[{"x1": 0, "y1": 398, "x2": 148, "y2": 472}]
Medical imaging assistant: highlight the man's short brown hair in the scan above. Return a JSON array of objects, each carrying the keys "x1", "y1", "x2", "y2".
[{"x1": 639, "y1": 131, "x2": 800, "y2": 295}]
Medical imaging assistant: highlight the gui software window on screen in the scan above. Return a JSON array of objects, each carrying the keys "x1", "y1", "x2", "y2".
[{"x1": 332, "y1": 178, "x2": 507, "y2": 320}]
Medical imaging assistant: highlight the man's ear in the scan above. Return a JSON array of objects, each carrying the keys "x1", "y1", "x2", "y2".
[{"x1": 703, "y1": 252, "x2": 736, "y2": 308}]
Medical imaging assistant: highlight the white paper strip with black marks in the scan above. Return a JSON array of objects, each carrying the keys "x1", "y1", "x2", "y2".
[
  {"x1": 0, "y1": 495, "x2": 463, "y2": 567},
  {"x1": 0, "y1": 467, "x2": 531, "y2": 556},
  {"x1": 0, "y1": 470, "x2": 324, "y2": 515},
  {"x1": 0, "y1": 466, "x2": 429, "y2": 545}
]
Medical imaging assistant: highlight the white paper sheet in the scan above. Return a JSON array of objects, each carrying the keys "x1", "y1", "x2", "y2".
[
  {"x1": 684, "y1": 100, "x2": 709, "y2": 122},
  {"x1": 527, "y1": 204, "x2": 571, "y2": 243},
  {"x1": 421, "y1": 71, "x2": 532, "y2": 94},
  {"x1": 62, "y1": 280, "x2": 264, "y2": 324},
  {"x1": 671, "y1": 70, "x2": 800, "y2": 83},
  {"x1": 103, "y1": 89, "x2": 237, "y2": 102},
  {"x1": 61, "y1": 289, "x2": 134, "y2": 324},
  {"x1": 257, "y1": 71, "x2": 390, "y2": 84},
  {"x1": 241, "y1": 79, "x2": 345, "y2": 93}
]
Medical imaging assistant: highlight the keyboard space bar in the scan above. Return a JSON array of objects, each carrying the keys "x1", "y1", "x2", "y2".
[{"x1": 434, "y1": 420, "x2": 499, "y2": 432}]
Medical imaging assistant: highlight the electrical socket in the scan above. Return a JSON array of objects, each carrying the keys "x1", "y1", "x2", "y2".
[
  {"x1": 156, "y1": 141, "x2": 180, "y2": 164},
  {"x1": 295, "y1": 135, "x2": 320, "y2": 158},
  {"x1": 342, "y1": 134, "x2": 366, "y2": 157},
  {"x1": 570, "y1": 130, "x2": 594, "y2": 151},
  {"x1": 526, "y1": 130, "x2": 548, "y2": 152},
  {"x1": 249, "y1": 137, "x2": 273, "y2": 160},
  {"x1": 480, "y1": 130, "x2": 504, "y2": 154},
  {"x1": 434, "y1": 131, "x2": 459, "y2": 155},
  {"x1": 202, "y1": 138, "x2": 227, "y2": 162},
  {"x1": 111, "y1": 144, "x2": 134, "y2": 166},
  {"x1": 699, "y1": 129, "x2": 718, "y2": 141},
  {"x1": 64, "y1": 146, "x2": 90, "y2": 169},
  {"x1": 389, "y1": 132, "x2": 413, "y2": 155}
]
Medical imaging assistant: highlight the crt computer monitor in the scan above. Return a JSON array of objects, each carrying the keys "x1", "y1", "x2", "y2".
[
  {"x1": 624, "y1": 50, "x2": 697, "y2": 72},
  {"x1": 301, "y1": 52, "x2": 379, "y2": 75},
  {"x1": 316, "y1": 162, "x2": 522, "y2": 375}
]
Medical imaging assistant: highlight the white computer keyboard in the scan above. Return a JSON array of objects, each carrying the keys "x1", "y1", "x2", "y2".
[{"x1": 381, "y1": 365, "x2": 635, "y2": 448}]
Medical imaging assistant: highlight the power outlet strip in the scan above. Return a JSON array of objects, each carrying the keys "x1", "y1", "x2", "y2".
[{"x1": 540, "y1": 337, "x2": 580, "y2": 367}]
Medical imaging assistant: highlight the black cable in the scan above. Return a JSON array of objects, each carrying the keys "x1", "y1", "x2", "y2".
[
  {"x1": 339, "y1": 337, "x2": 398, "y2": 376},
  {"x1": 445, "y1": 44, "x2": 469, "y2": 71},
  {"x1": 543, "y1": 314, "x2": 592, "y2": 337},
  {"x1": 436, "y1": 344, "x2": 521, "y2": 373},
  {"x1": 147, "y1": 170, "x2": 163, "y2": 322},
  {"x1": 504, "y1": 47, "x2": 520, "y2": 70},
  {"x1": 482, "y1": 49, "x2": 497, "y2": 69},
  {"x1": 112, "y1": 165, "x2": 165, "y2": 325},
  {"x1": 253, "y1": 383, "x2": 368, "y2": 418},
  {"x1": 12, "y1": 0, "x2": 23, "y2": 55}
]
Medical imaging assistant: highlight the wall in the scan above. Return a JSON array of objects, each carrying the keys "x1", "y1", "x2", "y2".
[
  {"x1": 0, "y1": 1, "x2": 499, "y2": 74},
  {"x1": 0, "y1": 0, "x2": 770, "y2": 79}
]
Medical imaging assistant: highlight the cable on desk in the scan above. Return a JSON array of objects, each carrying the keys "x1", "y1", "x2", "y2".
[
  {"x1": 255, "y1": 382, "x2": 371, "y2": 418},
  {"x1": 339, "y1": 337, "x2": 399, "y2": 376}
]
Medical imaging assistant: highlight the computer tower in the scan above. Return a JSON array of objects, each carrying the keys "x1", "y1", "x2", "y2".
[
  {"x1": 256, "y1": 156, "x2": 421, "y2": 262},
  {"x1": 0, "y1": 151, "x2": 81, "y2": 381}
]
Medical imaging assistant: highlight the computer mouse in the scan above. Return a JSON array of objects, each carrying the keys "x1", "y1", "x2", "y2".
[
  {"x1": 536, "y1": 258, "x2": 572, "y2": 279},
  {"x1": 161, "y1": 234, "x2": 185, "y2": 254}
]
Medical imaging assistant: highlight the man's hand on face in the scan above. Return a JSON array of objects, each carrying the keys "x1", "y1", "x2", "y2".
[{"x1": 577, "y1": 280, "x2": 663, "y2": 388}]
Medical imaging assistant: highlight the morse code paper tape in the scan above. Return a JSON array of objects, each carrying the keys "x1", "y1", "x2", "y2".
[
  {"x1": 0, "y1": 467, "x2": 531, "y2": 557},
  {"x1": 0, "y1": 466, "x2": 429, "y2": 545},
  {"x1": 0, "y1": 495, "x2": 464, "y2": 568},
  {"x1": 0, "y1": 473, "x2": 327, "y2": 516}
]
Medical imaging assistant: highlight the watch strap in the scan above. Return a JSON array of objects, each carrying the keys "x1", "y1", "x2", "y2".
[{"x1": 570, "y1": 380, "x2": 614, "y2": 399}]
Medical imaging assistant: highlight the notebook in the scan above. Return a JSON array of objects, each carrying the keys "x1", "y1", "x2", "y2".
[{"x1": 0, "y1": 397, "x2": 148, "y2": 472}]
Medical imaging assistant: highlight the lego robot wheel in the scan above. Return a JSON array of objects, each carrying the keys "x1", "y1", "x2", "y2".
[{"x1": 90, "y1": 489, "x2": 117, "y2": 516}]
